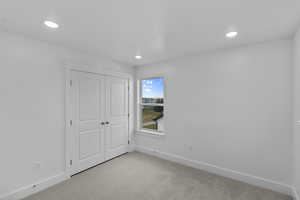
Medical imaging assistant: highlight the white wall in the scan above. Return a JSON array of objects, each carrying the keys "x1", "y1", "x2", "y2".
[
  {"x1": 135, "y1": 40, "x2": 293, "y2": 187},
  {"x1": 0, "y1": 30, "x2": 134, "y2": 197},
  {"x1": 293, "y1": 27, "x2": 300, "y2": 198},
  {"x1": 0, "y1": 28, "x2": 294, "y2": 198}
]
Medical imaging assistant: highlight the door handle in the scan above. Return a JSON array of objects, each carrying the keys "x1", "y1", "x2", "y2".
[
  {"x1": 105, "y1": 121, "x2": 109, "y2": 125},
  {"x1": 100, "y1": 122, "x2": 105, "y2": 125}
]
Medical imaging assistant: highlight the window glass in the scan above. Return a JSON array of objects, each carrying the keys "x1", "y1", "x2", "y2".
[
  {"x1": 142, "y1": 105, "x2": 164, "y2": 131},
  {"x1": 142, "y1": 78, "x2": 164, "y2": 104},
  {"x1": 140, "y1": 77, "x2": 164, "y2": 132}
]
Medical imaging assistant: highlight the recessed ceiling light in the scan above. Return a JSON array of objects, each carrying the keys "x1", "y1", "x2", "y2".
[
  {"x1": 44, "y1": 20, "x2": 59, "y2": 29},
  {"x1": 226, "y1": 31, "x2": 238, "y2": 38},
  {"x1": 135, "y1": 55, "x2": 142, "y2": 59}
]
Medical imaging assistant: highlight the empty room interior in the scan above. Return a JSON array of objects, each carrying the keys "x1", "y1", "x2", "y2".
[{"x1": 1, "y1": 0, "x2": 300, "y2": 200}]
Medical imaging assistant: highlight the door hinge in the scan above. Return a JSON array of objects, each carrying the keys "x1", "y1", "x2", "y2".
[
  {"x1": 70, "y1": 120, "x2": 73, "y2": 126},
  {"x1": 70, "y1": 160, "x2": 73, "y2": 166},
  {"x1": 128, "y1": 113, "x2": 130, "y2": 118},
  {"x1": 70, "y1": 80, "x2": 72, "y2": 87},
  {"x1": 128, "y1": 140, "x2": 130, "y2": 145}
]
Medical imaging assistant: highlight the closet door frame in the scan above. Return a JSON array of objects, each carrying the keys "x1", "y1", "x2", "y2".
[{"x1": 64, "y1": 64, "x2": 134, "y2": 176}]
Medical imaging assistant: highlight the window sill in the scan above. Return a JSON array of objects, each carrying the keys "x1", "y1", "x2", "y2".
[{"x1": 136, "y1": 129, "x2": 165, "y2": 137}]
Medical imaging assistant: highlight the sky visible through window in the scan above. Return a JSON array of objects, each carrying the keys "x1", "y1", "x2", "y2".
[{"x1": 142, "y1": 78, "x2": 164, "y2": 98}]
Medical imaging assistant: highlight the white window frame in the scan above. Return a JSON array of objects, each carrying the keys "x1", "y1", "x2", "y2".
[{"x1": 137, "y1": 77, "x2": 165, "y2": 136}]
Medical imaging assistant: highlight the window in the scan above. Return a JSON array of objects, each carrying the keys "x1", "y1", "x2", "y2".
[{"x1": 139, "y1": 77, "x2": 164, "y2": 133}]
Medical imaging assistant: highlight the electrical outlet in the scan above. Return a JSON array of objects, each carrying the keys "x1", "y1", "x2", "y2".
[
  {"x1": 33, "y1": 162, "x2": 41, "y2": 170},
  {"x1": 184, "y1": 144, "x2": 193, "y2": 152}
]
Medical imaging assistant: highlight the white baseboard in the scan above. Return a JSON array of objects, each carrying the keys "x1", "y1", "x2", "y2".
[
  {"x1": 0, "y1": 173, "x2": 70, "y2": 200},
  {"x1": 292, "y1": 187, "x2": 299, "y2": 200},
  {"x1": 135, "y1": 145, "x2": 293, "y2": 196},
  {"x1": 1, "y1": 149, "x2": 296, "y2": 199}
]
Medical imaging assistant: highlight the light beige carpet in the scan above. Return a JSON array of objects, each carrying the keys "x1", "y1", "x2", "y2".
[{"x1": 24, "y1": 152, "x2": 291, "y2": 200}]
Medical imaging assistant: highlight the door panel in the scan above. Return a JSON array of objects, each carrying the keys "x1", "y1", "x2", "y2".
[
  {"x1": 110, "y1": 83, "x2": 126, "y2": 116},
  {"x1": 110, "y1": 125, "x2": 126, "y2": 148},
  {"x1": 79, "y1": 78, "x2": 98, "y2": 120},
  {"x1": 105, "y1": 76, "x2": 129, "y2": 160},
  {"x1": 79, "y1": 131, "x2": 100, "y2": 159},
  {"x1": 71, "y1": 71, "x2": 105, "y2": 175}
]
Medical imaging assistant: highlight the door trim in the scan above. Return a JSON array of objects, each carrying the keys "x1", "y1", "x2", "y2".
[{"x1": 64, "y1": 64, "x2": 134, "y2": 176}]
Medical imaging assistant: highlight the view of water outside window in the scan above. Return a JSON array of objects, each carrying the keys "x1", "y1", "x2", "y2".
[{"x1": 141, "y1": 78, "x2": 164, "y2": 132}]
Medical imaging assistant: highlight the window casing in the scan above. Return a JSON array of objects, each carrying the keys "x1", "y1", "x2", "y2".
[{"x1": 138, "y1": 77, "x2": 164, "y2": 133}]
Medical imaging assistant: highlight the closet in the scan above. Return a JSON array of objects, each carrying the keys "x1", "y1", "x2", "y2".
[{"x1": 68, "y1": 70, "x2": 129, "y2": 175}]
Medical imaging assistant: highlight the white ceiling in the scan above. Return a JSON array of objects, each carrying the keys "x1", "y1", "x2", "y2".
[{"x1": 1, "y1": 0, "x2": 300, "y2": 65}]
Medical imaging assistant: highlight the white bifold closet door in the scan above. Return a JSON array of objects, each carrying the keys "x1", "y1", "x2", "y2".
[{"x1": 70, "y1": 71, "x2": 129, "y2": 175}]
